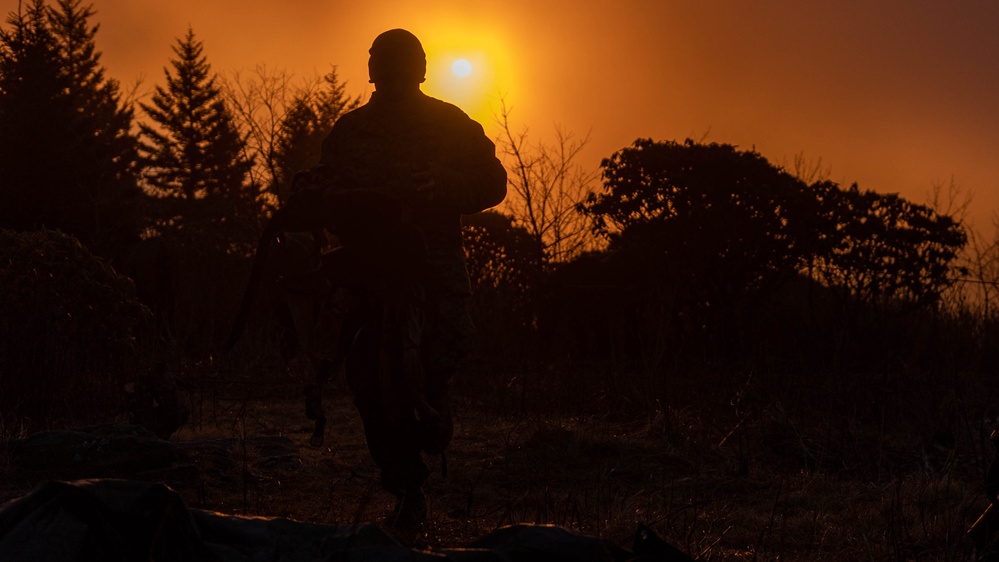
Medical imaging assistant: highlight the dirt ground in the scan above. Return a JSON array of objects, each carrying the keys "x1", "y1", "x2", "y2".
[
  {"x1": 163, "y1": 377, "x2": 680, "y2": 549},
  {"x1": 1, "y1": 368, "x2": 992, "y2": 560}
]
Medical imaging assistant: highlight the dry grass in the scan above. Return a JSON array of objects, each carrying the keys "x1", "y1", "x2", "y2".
[{"x1": 39, "y1": 357, "x2": 977, "y2": 561}]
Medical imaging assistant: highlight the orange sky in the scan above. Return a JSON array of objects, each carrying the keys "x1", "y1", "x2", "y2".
[{"x1": 4, "y1": 0, "x2": 998, "y2": 230}]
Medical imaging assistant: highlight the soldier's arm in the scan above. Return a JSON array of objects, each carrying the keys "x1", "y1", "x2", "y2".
[
  {"x1": 318, "y1": 119, "x2": 343, "y2": 171},
  {"x1": 420, "y1": 118, "x2": 507, "y2": 215}
]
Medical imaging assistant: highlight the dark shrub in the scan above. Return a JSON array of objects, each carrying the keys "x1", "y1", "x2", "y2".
[{"x1": 0, "y1": 229, "x2": 152, "y2": 432}]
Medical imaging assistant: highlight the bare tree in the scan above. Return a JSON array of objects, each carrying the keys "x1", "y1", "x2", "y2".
[
  {"x1": 961, "y1": 227, "x2": 999, "y2": 319},
  {"x1": 222, "y1": 65, "x2": 295, "y2": 200},
  {"x1": 925, "y1": 176, "x2": 972, "y2": 224},
  {"x1": 784, "y1": 152, "x2": 832, "y2": 185},
  {"x1": 924, "y1": 178, "x2": 995, "y2": 318},
  {"x1": 223, "y1": 66, "x2": 360, "y2": 207},
  {"x1": 944, "y1": 217, "x2": 999, "y2": 322},
  {"x1": 495, "y1": 100, "x2": 600, "y2": 271}
]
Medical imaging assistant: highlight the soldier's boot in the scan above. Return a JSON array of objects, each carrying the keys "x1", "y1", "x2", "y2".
[
  {"x1": 418, "y1": 397, "x2": 452, "y2": 456},
  {"x1": 304, "y1": 384, "x2": 326, "y2": 447},
  {"x1": 310, "y1": 416, "x2": 327, "y2": 448},
  {"x1": 304, "y1": 384, "x2": 322, "y2": 420},
  {"x1": 385, "y1": 487, "x2": 427, "y2": 544}
]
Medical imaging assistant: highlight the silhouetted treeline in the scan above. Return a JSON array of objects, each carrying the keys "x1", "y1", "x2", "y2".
[
  {"x1": 0, "y1": 1, "x2": 358, "y2": 429},
  {"x1": 0, "y1": 1, "x2": 359, "y2": 350},
  {"x1": 0, "y1": 1, "x2": 993, "y2": 435},
  {"x1": 462, "y1": 139, "x2": 988, "y2": 417},
  {"x1": 0, "y1": 0, "x2": 140, "y2": 257}
]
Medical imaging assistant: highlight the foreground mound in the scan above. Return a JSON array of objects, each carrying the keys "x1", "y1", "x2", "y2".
[{"x1": 0, "y1": 479, "x2": 694, "y2": 561}]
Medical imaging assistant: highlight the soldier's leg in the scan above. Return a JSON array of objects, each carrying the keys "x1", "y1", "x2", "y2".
[
  {"x1": 305, "y1": 358, "x2": 336, "y2": 447},
  {"x1": 306, "y1": 288, "x2": 354, "y2": 447},
  {"x1": 418, "y1": 293, "x2": 475, "y2": 455},
  {"x1": 345, "y1": 314, "x2": 430, "y2": 495}
]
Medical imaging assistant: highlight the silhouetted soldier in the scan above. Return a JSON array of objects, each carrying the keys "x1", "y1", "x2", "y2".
[{"x1": 319, "y1": 29, "x2": 506, "y2": 530}]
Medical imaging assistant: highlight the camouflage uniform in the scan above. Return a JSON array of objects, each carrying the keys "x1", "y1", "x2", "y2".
[{"x1": 320, "y1": 89, "x2": 506, "y2": 494}]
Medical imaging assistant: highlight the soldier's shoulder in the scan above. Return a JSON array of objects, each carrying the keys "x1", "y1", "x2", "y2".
[
  {"x1": 335, "y1": 103, "x2": 374, "y2": 126},
  {"x1": 419, "y1": 93, "x2": 473, "y2": 122},
  {"x1": 325, "y1": 104, "x2": 373, "y2": 144}
]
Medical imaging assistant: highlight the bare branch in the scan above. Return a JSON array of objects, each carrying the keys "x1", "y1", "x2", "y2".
[{"x1": 494, "y1": 99, "x2": 600, "y2": 268}]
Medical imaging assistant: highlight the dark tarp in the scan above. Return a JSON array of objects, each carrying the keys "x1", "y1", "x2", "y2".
[{"x1": 0, "y1": 479, "x2": 694, "y2": 561}]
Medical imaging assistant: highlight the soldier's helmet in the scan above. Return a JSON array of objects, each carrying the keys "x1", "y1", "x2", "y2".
[{"x1": 368, "y1": 29, "x2": 426, "y2": 84}]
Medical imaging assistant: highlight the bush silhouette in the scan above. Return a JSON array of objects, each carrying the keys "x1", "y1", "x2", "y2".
[{"x1": 0, "y1": 229, "x2": 151, "y2": 432}]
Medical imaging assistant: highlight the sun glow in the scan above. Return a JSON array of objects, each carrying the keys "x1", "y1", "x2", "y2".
[{"x1": 418, "y1": 27, "x2": 515, "y2": 127}]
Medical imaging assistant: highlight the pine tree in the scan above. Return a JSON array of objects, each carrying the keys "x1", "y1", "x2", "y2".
[
  {"x1": 139, "y1": 27, "x2": 256, "y2": 239},
  {"x1": 0, "y1": 0, "x2": 140, "y2": 253},
  {"x1": 49, "y1": 0, "x2": 136, "y2": 182},
  {"x1": 272, "y1": 68, "x2": 359, "y2": 201}
]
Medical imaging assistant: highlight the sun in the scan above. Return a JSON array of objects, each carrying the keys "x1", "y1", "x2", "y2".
[
  {"x1": 451, "y1": 58, "x2": 472, "y2": 78},
  {"x1": 417, "y1": 27, "x2": 516, "y2": 127}
]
